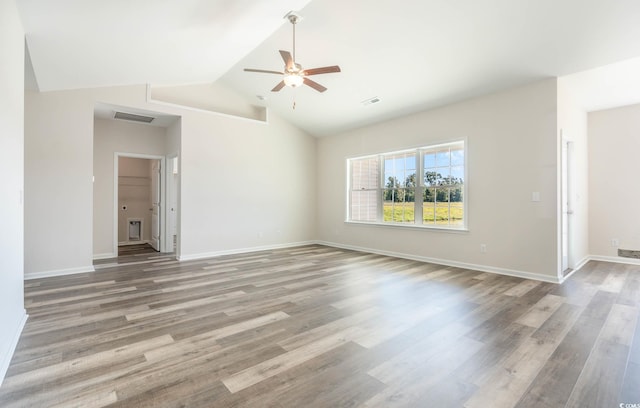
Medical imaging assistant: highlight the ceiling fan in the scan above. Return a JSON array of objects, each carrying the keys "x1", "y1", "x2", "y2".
[{"x1": 244, "y1": 12, "x2": 341, "y2": 93}]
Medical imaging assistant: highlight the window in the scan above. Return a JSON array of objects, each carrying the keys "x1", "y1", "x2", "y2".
[
  {"x1": 383, "y1": 152, "x2": 416, "y2": 223},
  {"x1": 348, "y1": 141, "x2": 465, "y2": 229},
  {"x1": 349, "y1": 156, "x2": 379, "y2": 222}
]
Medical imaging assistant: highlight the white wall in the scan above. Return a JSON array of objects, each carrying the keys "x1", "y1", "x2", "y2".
[
  {"x1": 557, "y1": 78, "x2": 590, "y2": 269},
  {"x1": 178, "y1": 110, "x2": 317, "y2": 259},
  {"x1": 317, "y1": 79, "x2": 560, "y2": 281},
  {"x1": 589, "y1": 103, "x2": 640, "y2": 259},
  {"x1": 93, "y1": 119, "x2": 168, "y2": 257},
  {"x1": 25, "y1": 89, "x2": 94, "y2": 277},
  {"x1": 25, "y1": 85, "x2": 316, "y2": 276},
  {"x1": 0, "y1": 0, "x2": 27, "y2": 384}
]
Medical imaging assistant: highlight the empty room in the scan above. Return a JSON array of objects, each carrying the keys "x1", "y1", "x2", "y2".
[{"x1": 1, "y1": 0, "x2": 640, "y2": 407}]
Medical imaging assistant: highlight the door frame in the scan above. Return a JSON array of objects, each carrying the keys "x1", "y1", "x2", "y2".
[
  {"x1": 560, "y1": 135, "x2": 574, "y2": 275},
  {"x1": 113, "y1": 152, "x2": 166, "y2": 256},
  {"x1": 164, "y1": 153, "x2": 179, "y2": 254}
]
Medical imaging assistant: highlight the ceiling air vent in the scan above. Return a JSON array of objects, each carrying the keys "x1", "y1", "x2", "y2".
[
  {"x1": 113, "y1": 111, "x2": 155, "y2": 123},
  {"x1": 361, "y1": 96, "x2": 381, "y2": 106}
]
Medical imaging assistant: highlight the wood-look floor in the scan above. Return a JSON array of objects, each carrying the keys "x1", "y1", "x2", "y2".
[
  {"x1": 1, "y1": 245, "x2": 638, "y2": 407},
  {"x1": 93, "y1": 244, "x2": 175, "y2": 269}
]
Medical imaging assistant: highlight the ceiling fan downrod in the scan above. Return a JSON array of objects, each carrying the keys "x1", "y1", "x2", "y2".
[{"x1": 287, "y1": 13, "x2": 300, "y2": 67}]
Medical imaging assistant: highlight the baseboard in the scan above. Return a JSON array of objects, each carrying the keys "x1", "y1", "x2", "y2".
[
  {"x1": 178, "y1": 241, "x2": 317, "y2": 262},
  {"x1": 316, "y1": 240, "x2": 562, "y2": 284},
  {"x1": 572, "y1": 256, "x2": 591, "y2": 272},
  {"x1": 118, "y1": 240, "x2": 152, "y2": 247},
  {"x1": 93, "y1": 252, "x2": 116, "y2": 260},
  {"x1": 554, "y1": 256, "x2": 587, "y2": 283},
  {"x1": 24, "y1": 265, "x2": 96, "y2": 280},
  {"x1": 0, "y1": 310, "x2": 28, "y2": 386},
  {"x1": 588, "y1": 254, "x2": 640, "y2": 266}
]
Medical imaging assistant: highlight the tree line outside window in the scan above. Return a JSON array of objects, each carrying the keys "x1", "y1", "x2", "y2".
[{"x1": 349, "y1": 141, "x2": 465, "y2": 228}]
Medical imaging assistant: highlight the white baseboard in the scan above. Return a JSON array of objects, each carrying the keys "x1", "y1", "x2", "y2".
[
  {"x1": 178, "y1": 241, "x2": 316, "y2": 262},
  {"x1": 556, "y1": 256, "x2": 590, "y2": 283},
  {"x1": 316, "y1": 240, "x2": 562, "y2": 284},
  {"x1": 572, "y1": 256, "x2": 591, "y2": 272},
  {"x1": 118, "y1": 240, "x2": 152, "y2": 247},
  {"x1": 25, "y1": 265, "x2": 96, "y2": 280},
  {"x1": 588, "y1": 254, "x2": 640, "y2": 266},
  {"x1": 93, "y1": 252, "x2": 116, "y2": 260},
  {"x1": 0, "y1": 310, "x2": 28, "y2": 386}
]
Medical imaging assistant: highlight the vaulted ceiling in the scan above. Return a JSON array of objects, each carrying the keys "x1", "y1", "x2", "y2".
[{"x1": 18, "y1": 0, "x2": 640, "y2": 136}]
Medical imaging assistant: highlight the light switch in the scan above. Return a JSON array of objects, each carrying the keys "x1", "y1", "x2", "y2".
[{"x1": 532, "y1": 192, "x2": 540, "y2": 202}]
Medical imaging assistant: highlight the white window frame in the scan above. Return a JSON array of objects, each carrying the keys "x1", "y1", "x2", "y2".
[{"x1": 346, "y1": 140, "x2": 467, "y2": 231}]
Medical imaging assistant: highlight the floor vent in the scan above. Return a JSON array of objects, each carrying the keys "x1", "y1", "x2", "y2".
[
  {"x1": 618, "y1": 249, "x2": 640, "y2": 259},
  {"x1": 114, "y1": 111, "x2": 155, "y2": 123}
]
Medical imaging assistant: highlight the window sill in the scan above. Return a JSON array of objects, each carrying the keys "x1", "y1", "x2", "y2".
[{"x1": 344, "y1": 221, "x2": 469, "y2": 233}]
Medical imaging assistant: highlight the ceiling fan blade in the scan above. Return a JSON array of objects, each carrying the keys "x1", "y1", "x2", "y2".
[
  {"x1": 303, "y1": 66, "x2": 341, "y2": 76},
  {"x1": 303, "y1": 77, "x2": 327, "y2": 93},
  {"x1": 244, "y1": 68, "x2": 283, "y2": 75},
  {"x1": 279, "y1": 50, "x2": 293, "y2": 69},
  {"x1": 271, "y1": 81, "x2": 286, "y2": 92}
]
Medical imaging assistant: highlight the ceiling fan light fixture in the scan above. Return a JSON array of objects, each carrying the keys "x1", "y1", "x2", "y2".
[
  {"x1": 284, "y1": 73, "x2": 304, "y2": 87},
  {"x1": 243, "y1": 11, "x2": 340, "y2": 93}
]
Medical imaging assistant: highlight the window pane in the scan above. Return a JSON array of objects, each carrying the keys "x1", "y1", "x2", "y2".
[
  {"x1": 351, "y1": 157, "x2": 379, "y2": 190},
  {"x1": 350, "y1": 190, "x2": 378, "y2": 222},
  {"x1": 451, "y1": 166, "x2": 464, "y2": 183},
  {"x1": 383, "y1": 189, "x2": 415, "y2": 223},
  {"x1": 451, "y1": 147, "x2": 464, "y2": 166},
  {"x1": 435, "y1": 187, "x2": 449, "y2": 202},
  {"x1": 424, "y1": 168, "x2": 440, "y2": 186},
  {"x1": 384, "y1": 152, "x2": 416, "y2": 189},
  {"x1": 436, "y1": 201, "x2": 450, "y2": 225},
  {"x1": 423, "y1": 187, "x2": 436, "y2": 224},
  {"x1": 437, "y1": 167, "x2": 451, "y2": 184},
  {"x1": 450, "y1": 184, "x2": 463, "y2": 202},
  {"x1": 424, "y1": 153, "x2": 436, "y2": 168},
  {"x1": 435, "y1": 149, "x2": 450, "y2": 167},
  {"x1": 450, "y1": 196, "x2": 464, "y2": 226},
  {"x1": 405, "y1": 155, "x2": 416, "y2": 172}
]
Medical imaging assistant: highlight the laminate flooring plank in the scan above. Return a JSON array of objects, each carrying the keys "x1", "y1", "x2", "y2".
[
  {"x1": 515, "y1": 293, "x2": 565, "y2": 328},
  {"x1": 222, "y1": 326, "x2": 366, "y2": 393},
  {"x1": 620, "y1": 310, "x2": 640, "y2": 402},
  {"x1": 599, "y1": 262, "x2": 629, "y2": 293},
  {"x1": 464, "y1": 303, "x2": 584, "y2": 408},
  {"x1": 361, "y1": 335, "x2": 484, "y2": 407},
  {"x1": 413, "y1": 373, "x2": 478, "y2": 408},
  {"x1": 565, "y1": 304, "x2": 639, "y2": 408},
  {"x1": 504, "y1": 279, "x2": 542, "y2": 297},
  {"x1": 618, "y1": 264, "x2": 640, "y2": 306},
  {"x1": 225, "y1": 342, "x2": 381, "y2": 408},
  {"x1": 514, "y1": 290, "x2": 617, "y2": 408},
  {"x1": 367, "y1": 321, "x2": 473, "y2": 385}
]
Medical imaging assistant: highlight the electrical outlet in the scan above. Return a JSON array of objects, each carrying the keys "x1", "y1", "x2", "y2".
[
  {"x1": 480, "y1": 244, "x2": 487, "y2": 253},
  {"x1": 611, "y1": 239, "x2": 619, "y2": 247}
]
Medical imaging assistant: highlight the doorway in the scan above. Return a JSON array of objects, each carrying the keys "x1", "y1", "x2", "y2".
[{"x1": 114, "y1": 153, "x2": 168, "y2": 257}]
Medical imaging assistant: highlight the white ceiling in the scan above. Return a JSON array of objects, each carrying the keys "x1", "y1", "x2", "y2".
[
  {"x1": 18, "y1": 0, "x2": 640, "y2": 136},
  {"x1": 19, "y1": 0, "x2": 313, "y2": 90}
]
